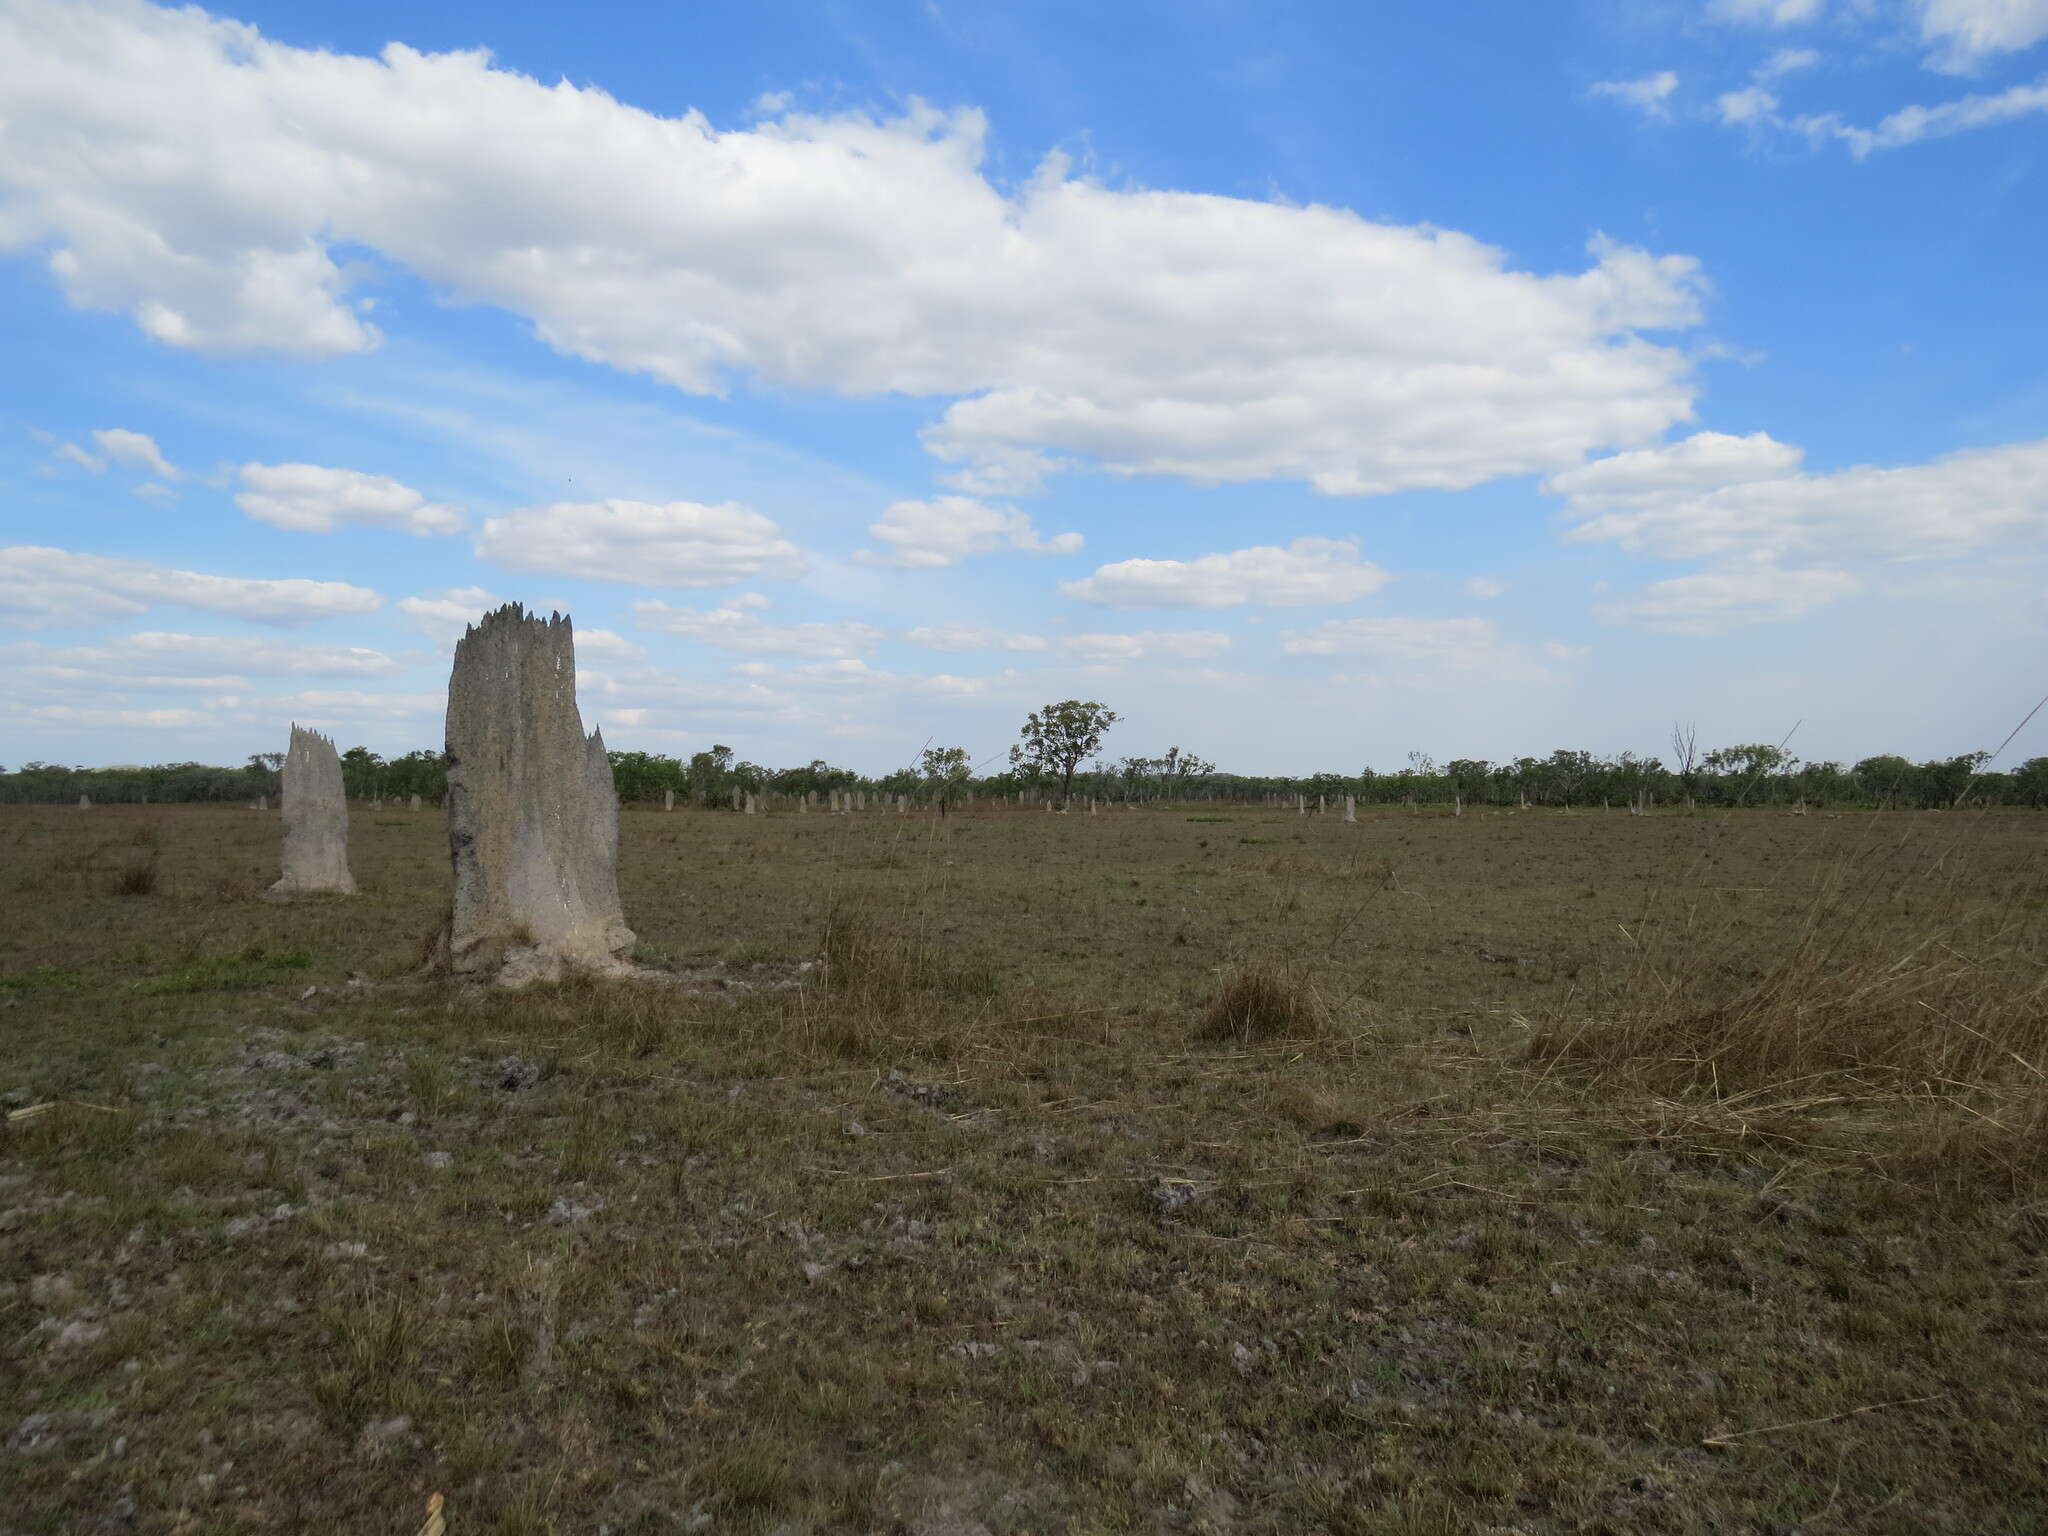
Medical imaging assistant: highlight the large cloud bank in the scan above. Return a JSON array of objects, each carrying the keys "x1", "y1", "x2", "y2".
[{"x1": 0, "y1": 0, "x2": 1706, "y2": 498}]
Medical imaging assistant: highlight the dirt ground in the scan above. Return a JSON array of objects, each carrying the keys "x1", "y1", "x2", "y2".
[{"x1": 3, "y1": 802, "x2": 2044, "y2": 1534}]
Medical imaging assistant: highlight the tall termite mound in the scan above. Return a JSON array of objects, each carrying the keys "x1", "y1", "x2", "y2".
[
  {"x1": 267, "y1": 724, "x2": 355, "y2": 898},
  {"x1": 443, "y1": 604, "x2": 634, "y2": 981}
]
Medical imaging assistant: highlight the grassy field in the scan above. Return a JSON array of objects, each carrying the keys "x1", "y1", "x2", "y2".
[{"x1": 3, "y1": 801, "x2": 2045, "y2": 1534}]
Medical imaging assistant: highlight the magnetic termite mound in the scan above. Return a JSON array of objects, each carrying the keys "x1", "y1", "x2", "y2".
[
  {"x1": 440, "y1": 604, "x2": 635, "y2": 983},
  {"x1": 266, "y1": 724, "x2": 355, "y2": 898}
]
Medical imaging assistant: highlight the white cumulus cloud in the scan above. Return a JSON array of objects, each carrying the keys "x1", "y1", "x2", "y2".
[
  {"x1": 0, "y1": 0, "x2": 1708, "y2": 499},
  {"x1": 914, "y1": 672, "x2": 999, "y2": 696},
  {"x1": 1760, "y1": 47, "x2": 1823, "y2": 77},
  {"x1": 1916, "y1": 0, "x2": 2048, "y2": 73},
  {"x1": 1553, "y1": 431, "x2": 2048, "y2": 562},
  {"x1": 1058, "y1": 631, "x2": 1232, "y2": 661},
  {"x1": 634, "y1": 600, "x2": 883, "y2": 657},
  {"x1": 1707, "y1": 0, "x2": 1826, "y2": 25},
  {"x1": 573, "y1": 628, "x2": 646, "y2": 663},
  {"x1": 50, "y1": 631, "x2": 397, "y2": 678},
  {"x1": 861, "y1": 496, "x2": 1081, "y2": 569},
  {"x1": 580, "y1": 666, "x2": 799, "y2": 716},
  {"x1": 0, "y1": 546, "x2": 382, "y2": 628},
  {"x1": 397, "y1": 586, "x2": 505, "y2": 643},
  {"x1": 28, "y1": 704, "x2": 212, "y2": 730},
  {"x1": 902, "y1": 624, "x2": 1049, "y2": 652},
  {"x1": 92, "y1": 428, "x2": 178, "y2": 479},
  {"x1": 1708, "y1": 3, "x2": 2048, "y2": 153},
  {"x1": 237, "y1": 462, "x2": 464, "y2": 535},
  {"x1": 1807, "y1": 75, "x2": 2048, "y2": 155},
  {"x1": 1062, "y1": 537, "x2": 1390, "y2": 609},
  {"x1": 1597, "y1": 564, "x2": 1861, "y2": 633},
  {"x1": 1280, "y1": 616, "x2": 1509, "y2": 666},
  {"x1": 262, "y1": 689, "x2": 442, "y2": 722},
  {"x1": 1590, "y1": 71, "x2": 1681, "y2": 119},
  {"x1": 476, "y1": 500, "x2": 807, "y2": 587},
  {"x1": 1553, "y1": 430, "x2": 2048, "y2": 630},
  {"x1": 1718, "y1": 85, "x2": 1781, "y2": 124},
  {"x1": 1546, "y1": 430, "x2": 1806, "y2": 512}
]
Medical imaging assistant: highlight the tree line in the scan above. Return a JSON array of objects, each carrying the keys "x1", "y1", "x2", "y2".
[{"x1": 5, "y1": 718, "x2": 2042, "y2": 812}]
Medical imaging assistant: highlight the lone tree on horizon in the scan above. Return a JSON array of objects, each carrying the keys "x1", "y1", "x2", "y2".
[
  {"x1": 1012, "y1": 699, "x2": 1118, "y2": 810},
  {"x1": 920, "y1": 745, "x2": 972, "y2": 816}
]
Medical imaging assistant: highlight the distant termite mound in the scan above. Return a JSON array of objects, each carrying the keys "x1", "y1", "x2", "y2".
[
  {"x1": 441, "y1": 604, "x2": 635, "y2": 984},
  {"x1": 266, "y1": 724, "x2": 355, "y2": 898}
]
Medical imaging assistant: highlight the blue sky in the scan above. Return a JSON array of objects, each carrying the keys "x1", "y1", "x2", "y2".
[{"x1": 2, "y1": 0, "x2": 2045, "y2": 774}]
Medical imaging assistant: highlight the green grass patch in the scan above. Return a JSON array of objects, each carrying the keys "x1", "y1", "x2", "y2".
[
  {"x1": 0, "y1": 964, "x2": 82, "y2": 992},
  {"x1": 135, "y1": 944, "x2": 313, "y2": 994}
]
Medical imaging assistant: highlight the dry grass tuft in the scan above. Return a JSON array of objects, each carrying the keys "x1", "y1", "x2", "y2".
[
  {"x1": 1268, "y1": 1078, "x2": 1373, "y2": 1136},
  {"x1": 1531, "y1": 916, "x2": 2048, "y2": 1189},
  {"x1": 1198, "y1": 960, "x2": 1329, "y2": 1044},
  {"x1": 800, "y1": 911, "x2": 1000, "y2": 1055},
  {"x1": 108, "y1": 855, "x2": 159, "y2": 897},
  {"x1": 1918, "y1": 1079, "x2": 2048, "y2": 1193},
  {"x1": 821, "y1": 913, "x2": 943, "y2": 1004},
  {"x1": 1531, "y1": 947, "x2": 2048, "y2": 1094}
]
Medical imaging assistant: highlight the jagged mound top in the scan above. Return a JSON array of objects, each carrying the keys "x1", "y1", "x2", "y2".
[{"x1": 461, "y1": 602, "x2": 574, "y2": 643}]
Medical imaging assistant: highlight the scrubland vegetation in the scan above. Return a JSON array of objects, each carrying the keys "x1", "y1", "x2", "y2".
[
  {"x1": 4, "y1": 801, "x2": 2045, "y2": 1533},
  {"x1": 6, "y1": 737, "x2": 2047, "y2": 812}
]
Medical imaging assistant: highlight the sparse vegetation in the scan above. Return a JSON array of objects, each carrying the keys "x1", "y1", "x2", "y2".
[
  {"x1": 1534, "y1": 942, "x2": 2048, "y2": 1094},
  {"x1": 3, "y1": 801, "x2": 2046, "y2": 1532},
  {"x1": 134, "y1": 943, "x2": 313, "y2": 994},
  {"x1": 108, "y1": 853, "x2": 159, "y2": 896},
  {"x1": 1197, "y1": 959, "x2": 1330, "y2": 1043}
]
